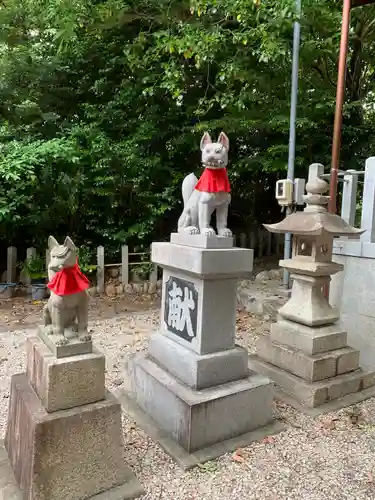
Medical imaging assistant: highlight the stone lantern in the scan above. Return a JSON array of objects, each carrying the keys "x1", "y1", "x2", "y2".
[{"x1": 250, "y1": 163, "x2": 375, "y2": 411}]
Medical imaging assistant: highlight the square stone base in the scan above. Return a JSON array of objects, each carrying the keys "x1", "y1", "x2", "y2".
[
  {"x1": 38, "y1": 326, "x2": 92, "y2": 359},
  {"x1": 257, "y1": 334, "x2": 359, "y2": 383},
  {"x1": 116, "y1": 388, "x2": 285, "y2": 470},
  {"x1": 148, "y1": 333, "x2": 248, "y2": 389},
  {"x1": 249, "y1": 354, "x2": 375, "y2": 409},
  {"x1": 151, "y1": 242, "x2": 254, "y2": 278},
  {"x1": 0, "y1": 443, "x2": 143, "y2": 500},
  {"x1": 270, "y1": 319, "x2": 348, "y2": 355},
  {"x1": 170, "y1": 232, "x2": 234, "y2": 249},
  {"x1": 4, "y1": 373, "x2": 144, "y2": 500},
  {"x1": 124, "y1": 354, "x2": 276, "y2": 457},
  {"x1": 26, "y1": 336, "x2": 105, "y2": 412}
]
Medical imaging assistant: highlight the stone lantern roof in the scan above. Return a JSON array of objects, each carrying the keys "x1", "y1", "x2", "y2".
[{"x1": 263, "y1": 163, "x2": 364, "y2": 238}]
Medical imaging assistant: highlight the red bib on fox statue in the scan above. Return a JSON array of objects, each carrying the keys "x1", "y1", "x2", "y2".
[
  {"x1": 195, "y1": 167, "x2": 231, "y2": 193},
  {"x1": 48, "y1": 259, "x2": 90, "y2": 296}
]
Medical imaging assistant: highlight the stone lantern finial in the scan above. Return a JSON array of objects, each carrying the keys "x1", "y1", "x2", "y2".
[{"x1": 303, "y1": 163, "x2": 329, "y2": 214}]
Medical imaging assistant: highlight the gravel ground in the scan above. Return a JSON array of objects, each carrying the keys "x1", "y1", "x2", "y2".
[{"x1": 1, "y1": 310, "x2": 375, "y2": 500}]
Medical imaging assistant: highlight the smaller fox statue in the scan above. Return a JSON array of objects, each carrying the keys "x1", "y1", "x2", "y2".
[
  {"x1": 43, "y1": 236, "x2": 91, "y2": 345},
  {"x1": 177, "y1": 131, "x2": 232, "y2": 237}
]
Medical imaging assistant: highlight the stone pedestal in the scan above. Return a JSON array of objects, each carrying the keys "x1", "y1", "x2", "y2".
[
  {"x1": 249, "y1": 163, "x2": 375, "y2": 413},
  {"x1": 3, "y1": 330, "x2": 144, "y2": 500},
  {"x1": 119, "y1": 234, "x2": 283, "y2": 468}
]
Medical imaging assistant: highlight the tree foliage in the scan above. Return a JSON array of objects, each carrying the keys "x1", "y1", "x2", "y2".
[{"x1": 0, "y1": 0, "x2": 375, "y2": 255}]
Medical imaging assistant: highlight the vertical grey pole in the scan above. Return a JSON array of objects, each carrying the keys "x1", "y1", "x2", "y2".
[{"x1": 283, "y1": 0, "x2": 302, "y2": 288}]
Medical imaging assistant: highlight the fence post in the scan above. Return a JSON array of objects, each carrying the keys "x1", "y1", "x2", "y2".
[
  {"x1": 341, "y1": 170, "x2": 358, "y2": 226},
  {"x1": 97, "y1": 246, "x2": 105, "y2": 294},
  {"x1": 121, "y1": 245, "x2": 129, "y2": 285},
  {"x1": 361, "y1": 158, "x2": 375, "y2": 243},
  {"x1": 149, "y1": 264, "x2": 158, "y2": 284},
  {"x1": 148, "y1": 245, "x2": 157, "y2": 284},
  {"x1": 25, "y1": 247, "x2": 36, "y2": 286},
  {"x1": 7, "y1": 247, "x2": 17, "y2": 283}
]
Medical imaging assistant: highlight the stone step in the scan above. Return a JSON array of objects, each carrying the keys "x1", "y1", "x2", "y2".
[
  {"x1": 270, "y1": 319, "x2": 348, "y2": 355},
  {"x1": 257, "y1": 335, "x2": 359, "y2": 383},
  {"x1": 148, "y1": 333, "x2": 248, "y2": 390},
  {"x1": 249, "y1": 354, "x2": 375, "y2": 408},
  {"x1": 127, "y1": 354, "x2": 274, "y2": 453},
  {"x1": 5, "y1": 373, "x2": 144, "y2": 500}
]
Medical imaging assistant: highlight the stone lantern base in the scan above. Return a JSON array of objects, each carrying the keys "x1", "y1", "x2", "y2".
[{"x1": 249, "y1": 318, "x2": 375, "y2": 413}]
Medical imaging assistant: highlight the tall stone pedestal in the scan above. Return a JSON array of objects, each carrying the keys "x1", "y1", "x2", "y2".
[
  {"x1": 119, "y1": 234, "x2": 283, "y2": 469},
  {"x1": 250, "y1": 163, "x2": 375, "y2": 414},
  {"x1": 3, "y1": 332, "x2": 144, "y2": 500}
]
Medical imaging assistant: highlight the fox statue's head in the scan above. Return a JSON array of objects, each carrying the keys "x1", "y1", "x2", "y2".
[
  {"x1": 48, "y1": 236, "x2": 77, "y2": 280},
  {"x1": 200, "y1": 132, "x2": 229, "y2": 169}
]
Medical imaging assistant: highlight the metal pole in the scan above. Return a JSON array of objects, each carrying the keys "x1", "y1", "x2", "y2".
[
  {"x1": 328, "y1": 0, "x2": 351, "y2": 214},
  {"x1": 283, "y1": 0, "x2": 302, "y2": 288}
]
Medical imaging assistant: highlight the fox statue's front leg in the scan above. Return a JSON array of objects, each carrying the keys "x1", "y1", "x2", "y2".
[
  {"x1": 198, "y1": 192, "x2": 216, "y2": 236},
  {"x1": 216, "y1": 195, "x2": 232, "y2": 237}
]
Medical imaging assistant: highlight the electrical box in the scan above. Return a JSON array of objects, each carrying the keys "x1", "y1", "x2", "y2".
[
  {"x1": 293, "y1": 178, "x2": 306, "y2": 206},
  {"x1": 275, "y1": 179, "x2": 294, "y2": 206}
]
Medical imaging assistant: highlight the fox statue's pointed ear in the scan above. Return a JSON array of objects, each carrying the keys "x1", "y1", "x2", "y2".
[
  {"x1": 48, "y1": 236, "x2": 59, "y2": 250},
  {"x1": 64, "y1": 236, "x2": 76, "y2": 250},
  {"x1": 200, "y1": 132, "x2": 212, "y2": 151},
  {"x1": 218, "y1": 132, "x2": 229, "y2": 151}
]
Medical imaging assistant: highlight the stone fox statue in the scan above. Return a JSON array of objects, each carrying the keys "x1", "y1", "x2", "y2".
[
  {"x1": 43, "y1": 236, "x2": 90, "y2": 345},
  {"x1": 177, "y1": 131, "x2": 232, "y2": 237}
]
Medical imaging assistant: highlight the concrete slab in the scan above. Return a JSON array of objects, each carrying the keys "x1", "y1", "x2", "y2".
[
  {"x1": 116, "y1": 389, "x2": 285, "y2": 470},
  {"x1": 5, "y1": 373, "x2": 144, "y2": 500},
  {"x1": 273, "y1": 385, "x2": 375, "y2": 417},
  {"x1": 270, "y1": 320, "x2": 348, "y2": 355},
  {"x1": 331, "y1": 252, "x2": 375, "y2": 370},
  {"x1": 38, "y1": 326, "x2": 92, "y2": 358},
  {"x1": 0, "y1": 441, "x2": 144, "y2": 500},
  {"x1": 151, "y1": 242, "x2": 253, "y2": 278},
  {"x1": 0, "y1": 442, "x2": 144, "y2": 500},
  {"x1": 126, "y1": 354, "x2": 274, "y2": 452},
  {"x1": 257, "y1": 335, "x2": 359, "y2": 383},
  {"x1": 148, "y1": 333, "x2": 248, "y2": 389},
  {"x1": 170, "y1": 233, "x2": 234, "y2": 249},
  {"x1": 26, "y1": 336, "x2": 105, "y2": 412},
  {"x1": 249, "y1": 354, "x2": 375, "y2": 409}
]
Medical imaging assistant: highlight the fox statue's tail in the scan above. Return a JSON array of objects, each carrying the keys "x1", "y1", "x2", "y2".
[
  {"x1": 178, "y1": 173, "x2": 198, "y2": 230},
  {"x1": 182, "y1": 173, "x2": 198, "y2": 207}
]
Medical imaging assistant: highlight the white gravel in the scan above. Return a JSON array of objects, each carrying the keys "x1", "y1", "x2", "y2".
[{"x1": 1, "y1": 310, "x2": 375, "y2": 499}]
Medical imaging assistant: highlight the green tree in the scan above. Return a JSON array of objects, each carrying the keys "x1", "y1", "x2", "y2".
[{"x1": 0, "y1": 0, "x2": 374, "y2": 255}]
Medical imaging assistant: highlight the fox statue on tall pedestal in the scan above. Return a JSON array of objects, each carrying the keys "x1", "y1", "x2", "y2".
[{"x1": 177, "y1": 131, "x2": 232, "y2": 238}]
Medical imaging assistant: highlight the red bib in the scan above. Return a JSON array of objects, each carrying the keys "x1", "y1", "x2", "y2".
[
  {"x1": 48, "y1": 260, "x2": 90, "y2": 296},
  {"x1": 195, "y1": 167, "x2": 231, "y2": 193}
]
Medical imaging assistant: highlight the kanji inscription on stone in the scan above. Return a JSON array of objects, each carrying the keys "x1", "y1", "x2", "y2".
[{"x1": 164, "y1": 277, "x2": 198, "y2": 342}]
